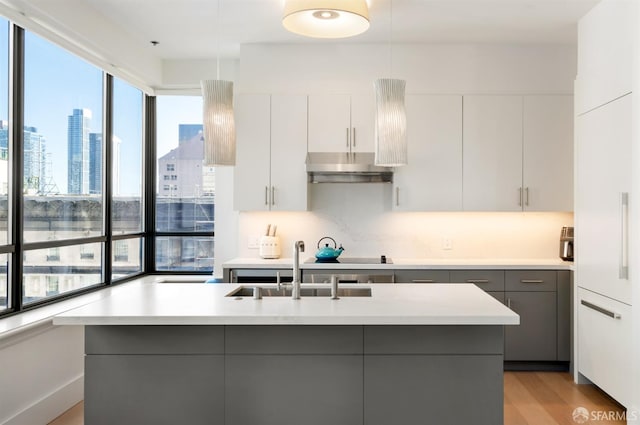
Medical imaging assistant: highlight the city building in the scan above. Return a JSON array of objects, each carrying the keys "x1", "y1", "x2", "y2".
[
  {"x1": 67, "y1": 108, "x2": 91, "y2": 194},
  {"x1": 0, "y1": 120, "x2": 48, "y2": 194},
  {"x1": 158, "y1": 127, "x2": 214, "y2": 198},
  {"x1": 89, "y1": 133, "x2": 122, "y2": 195}
]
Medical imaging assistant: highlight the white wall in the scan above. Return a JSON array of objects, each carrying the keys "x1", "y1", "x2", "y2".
[
  {"x1": 214, "y1": 43, "x2": 577, "y2": 275},
  {"x1": 0, "y1": 324, "x2": 84, "y2": 425}
]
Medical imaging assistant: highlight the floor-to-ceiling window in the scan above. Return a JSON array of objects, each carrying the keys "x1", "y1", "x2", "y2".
[
  {"x1": 22, "y1": 30, "x2": 105, "y2": 304},
  {"x1": 0, "y1": 18, "x2": 152, "y2": 317},
  {"x1": 111, "y1": 77, "x2": 144, "y2": 279},
  {"x1": 155, "y1": 96, "x2": 214, "y2": 272},
  {"x1": 0, "y1": 18, "x2": 8, "y2": 311}
]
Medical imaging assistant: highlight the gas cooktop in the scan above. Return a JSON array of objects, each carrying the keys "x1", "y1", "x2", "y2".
[{"x1": 305, "y1": 256, "x2": 392, "y2": 264}]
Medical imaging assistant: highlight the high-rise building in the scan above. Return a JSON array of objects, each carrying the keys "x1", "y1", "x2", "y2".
[
  {"x1": 0, "y1": 120, "x2": 48, "y2": 194},
  {"x1": 89, "y1": 133, "x2": 102, "y2": 194},
  {"x1": 67, "y1": 108, "x2": 91, "y2": 194},
  {"x1": 89, "y1": 133, "x2": 122, "y2": 196}
]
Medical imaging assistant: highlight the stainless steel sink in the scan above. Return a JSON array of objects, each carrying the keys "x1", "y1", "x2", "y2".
[{"x1": 226, "y1": 286, "x2": 371, "y2": 298}]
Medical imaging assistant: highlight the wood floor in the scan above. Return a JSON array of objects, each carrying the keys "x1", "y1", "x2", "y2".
[{"x1": 48, "y1": 372, "x2": 626, "y2": 425}]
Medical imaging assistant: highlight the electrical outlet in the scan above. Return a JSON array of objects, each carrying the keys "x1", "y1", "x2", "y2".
[
  {"x1": 442, "y1": 238, "x2": 453, "y2": 250},
  {"x1": 248, "y1": 235, "x2": 260, "y2": 249}
]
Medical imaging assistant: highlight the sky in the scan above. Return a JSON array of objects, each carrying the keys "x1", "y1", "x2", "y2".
[
  {"x1": 0, "y1": 18, "x2": 203, "y2": 197},
  {"x1": 0, "y1": 20, "x2": 146, "y2": 196}
]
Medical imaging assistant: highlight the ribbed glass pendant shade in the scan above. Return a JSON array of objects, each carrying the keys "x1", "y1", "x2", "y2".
[
  {"x1": 201, "y1": 79, "x2": 236, "y2": 166},
  {"x1": 374, "y1": 78, "x2": 407, "y2": 166}
]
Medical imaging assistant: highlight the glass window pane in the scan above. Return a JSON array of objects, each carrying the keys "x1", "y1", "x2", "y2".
[
  {"x1": 24, "y1": 31, "x2": 103, "y2": 243},
  {"x1": 112, "y1": 237, "x2": 142, "y2": 280},
  {"x1": 0, "y1": 253, "x2": 7, "y2": 310},
  {"x1": 112, "y1": 78, "x2": 143, "y2": 234},
  {"x1": 156, "y1": 96, "x2": 214, "y2": 233},
  {"x1": 23, "y1": 242, "x2": 103, "y2": 304},
  {"x1": 0, "y1": 18, "x2": 9, "y2": 246},
  {"x1": 155, "y1": 236, "x2": 213, "y2": 272}
]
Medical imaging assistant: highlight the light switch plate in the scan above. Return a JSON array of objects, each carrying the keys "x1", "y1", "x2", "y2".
[
  {"x1": 248, "y1": 236, "x2": 260, "y2": 249},
  {"x1": 442, "y1": 238, "x2": 453, "y2": 250}
]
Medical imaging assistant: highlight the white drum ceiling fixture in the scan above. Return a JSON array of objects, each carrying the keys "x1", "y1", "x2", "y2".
[{"x1": 282, "y1": 0, "x2": 370, "y2": 38}]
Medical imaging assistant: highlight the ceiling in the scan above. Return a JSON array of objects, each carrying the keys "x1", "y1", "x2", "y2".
[{"x1": 82, "y1": 0, "x2": 600, "y2": 60}]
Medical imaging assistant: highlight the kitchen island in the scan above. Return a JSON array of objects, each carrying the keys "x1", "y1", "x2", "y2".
[{"x1": 54, "y1": 281, "x2": 519, "y2": 425}]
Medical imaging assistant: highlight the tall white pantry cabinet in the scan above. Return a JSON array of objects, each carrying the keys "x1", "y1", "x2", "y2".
[{"x1": 574, "y1": 0, "x2": 639, "y2": 417}]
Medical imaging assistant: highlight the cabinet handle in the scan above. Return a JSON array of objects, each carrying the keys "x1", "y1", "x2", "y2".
[
  {"x1": 581, "y1": 300, "x2": 621, "y2": 319},
  {"x1": 346, "y1": 128, "x2": 350, "y2": 148},
  {"x1": 518, "y1": 187, "x2": 523, "y2": 207},
  {"x1": 466, "y1": 279, "x2": 489, "y2": 284},
  {"x1": 352, "y1": 128, "x2": 356, "y2": 147},
  {"x1": 520, "y1": 279, "x2": 544, "y2": 284},
  {"x1": 525, "y1": 187, "x2": 529, "y2": 206},
  {"x1": 265, "y1": 186, "x2": 269, "y2": 205},
  {"x1": 396, "y1": 187, "x2": 400, "y2": 206},
  {"x1": 620, "y1": 192, "x2": 629, "y2": 279},
  {"x1": 271, "y1": 186, "x2": 275, "y2": 206},
  {"x1": 507, "y1": 298, "x2": 512, "y2": 309},
  {"x1": 412, "y1": 279, "x2": 434, "y2": 283}
]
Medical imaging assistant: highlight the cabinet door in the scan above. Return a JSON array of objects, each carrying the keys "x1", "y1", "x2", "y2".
[
  {"x1": 578, "y1": 288, "x2": 632, "y2": 407},
  {"x1": 233, "y1": 94, "x2": 271, "y2": 211},
  {"x1": 575, "y1": 94, "x2": 632, "y2": 304},
  {"x1": 226, "y1": 355, "x2": 363, "y2": 425},
  {"x1": 350, "y1": 93, "x2": 375, "y2": 152},
  {"x1": 505, "y1": 291, "x2": 557, "y2": 361},
  {"x1": 270, "y1": 95, "x2": 308, "y2": 211},
  {"x1": 576, "y1": 0, "x2": 634, "y2": 114},
  {"x1": 308, "y1": 94, "x2": 351, "y2": 152},
  {"x1": 85, "y1": 355, "x2": 224, "y2": 425},
  {"x1": 523, "y1": 95, "x2": 573, "y2": 211},
  {"x1": 394, "y1": 95, "x2": 462, "y2": 211},
  {"x1": 463, "y1": 95, "x2": 523, "y2": 211},
  {"x1": 450, "y1": 270, "x2": 504, "y2": 292}
]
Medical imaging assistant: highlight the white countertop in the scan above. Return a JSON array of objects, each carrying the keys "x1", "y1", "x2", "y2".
[
  {"x1": 223, "y1": 257, "x2": 573, "y2": 270},
  {"x1": 53, "y1": 280, "x2": 519, "y2": 326}
]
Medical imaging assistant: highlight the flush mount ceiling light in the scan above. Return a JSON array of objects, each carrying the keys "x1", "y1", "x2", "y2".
[
  {"x1": 282, "y1": 0, "x2": 370, "y2": 38},
  {"x1": 201, "y1": 0, "x2": 236, "y2": 166}
]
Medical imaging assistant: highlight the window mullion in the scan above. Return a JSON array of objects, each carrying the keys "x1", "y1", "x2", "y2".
[{"x1": 103, "y1": 74, "x2": 113, "y2": 284}]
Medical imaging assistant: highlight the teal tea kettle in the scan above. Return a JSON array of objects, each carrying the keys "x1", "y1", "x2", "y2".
[{"x1": 315, "y1": 237, "x2": 344, "y2": 262}]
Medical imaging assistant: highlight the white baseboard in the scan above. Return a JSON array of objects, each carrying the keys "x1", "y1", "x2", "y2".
[{"x1": 2, "y1": 375, "x2": 83, "y2": 425}]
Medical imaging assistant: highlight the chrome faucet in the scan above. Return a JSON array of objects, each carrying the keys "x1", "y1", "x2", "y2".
[{"x1": 292, "y1": 240, "x2": 305, "y2": 299}]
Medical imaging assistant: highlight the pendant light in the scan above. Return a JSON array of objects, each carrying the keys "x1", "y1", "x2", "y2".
[
  {"x1": 201, "y1": 0, "x2": 236, "y2": 166},
  {"x1": 282, "y1": 0, "x2": 370, "y2": 39},
  {"x1": 374, "y1": 0, "x2": 407, "y2": 166}
]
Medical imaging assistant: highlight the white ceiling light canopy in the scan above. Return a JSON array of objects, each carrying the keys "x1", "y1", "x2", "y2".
[{"x1": 282, "y1": 0, "x2": 370, "y2": 38}]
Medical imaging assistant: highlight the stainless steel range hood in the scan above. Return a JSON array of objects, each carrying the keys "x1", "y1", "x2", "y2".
[{"x1": 305, "y1": 152, "x2": 393, "y2": 183}]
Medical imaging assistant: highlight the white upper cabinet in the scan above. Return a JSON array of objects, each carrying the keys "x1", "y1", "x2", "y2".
[
  {"x1": 575, "y1": 0, "x2": 634, "y2": 115},
  {"x1": 270, "y1": 95, "x2": 309, "y2": 211},
  {"x1": 463, "y1": 95, "x2": 573, "y2": 212},
  {"x1": 575, "y1": 94, "x2": 632, "y2": 305},
  {"x1": 393, "y1": 95, "x2": 462, "y2": 211},
  {"x1": 234, "y1": 94, "x2": 308, "y2": 211},
  {"x1": 463, "y1": 95, "x2": 523, "y2": 211},
  {"x1": 308, "y1": 94, "x2": 375, "y2": 153},
  {"x1": 234, "y1": 94, "x2": 271, "y2": 211},
  {"x1": 522, "y1": 95, "x2": 574, "y2": 212}
]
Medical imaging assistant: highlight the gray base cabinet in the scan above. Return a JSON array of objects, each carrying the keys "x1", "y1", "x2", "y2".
[
  {"x1": 226, "y1": 355, "x2": 363, "y2": 425},
  {"x1": 364, "y1": 355, "x2": 503, "y2": 425},
  {"x1": 84, "y1": 325, "x2": 504, "y2": 425},
  {"x1": 504, "y1": 291, "x2": 556, "y2": 360}
]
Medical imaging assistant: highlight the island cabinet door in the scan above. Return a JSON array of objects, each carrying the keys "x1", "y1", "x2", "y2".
[
  {"x1": 225, "y1": 325, "x2": 364, "y2": 425},
  {"x1": 363, "y1": 326, "x2": 504, "y2": 425},
  {"x1": 85, "y1": 355, "x2": 224, "y2": 425}
]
